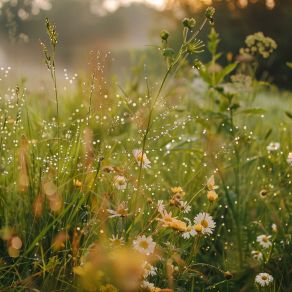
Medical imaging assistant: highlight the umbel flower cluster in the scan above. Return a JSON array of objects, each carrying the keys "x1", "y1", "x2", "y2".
[{"x1": 240, "y1": 32, "x2": 277, "y2": 59}]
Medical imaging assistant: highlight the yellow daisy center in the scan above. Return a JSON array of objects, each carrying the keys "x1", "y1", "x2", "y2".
[
  {"x1": 137, "y1": 153, "x2": 144, "y2": 162},
  {"x1": 262, "y1": 236, "x2": 268, "y2": 242},
  {"x1": 194, "y1": 224, "x2": 203, "y2": 233},
  {"x1": 201, "y1": 219, "x2": 209, "y2": 228},
  {"x1": 117, "y1": 179, "x2": 125, "y2": 185},
  {"x1": 139, "y1": 240, "x2": 149, "y2": 249}
]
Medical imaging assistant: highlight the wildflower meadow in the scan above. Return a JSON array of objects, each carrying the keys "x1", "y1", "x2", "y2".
[{"x1": 0, "y1": 2, "x2": 291, "y2": 291}]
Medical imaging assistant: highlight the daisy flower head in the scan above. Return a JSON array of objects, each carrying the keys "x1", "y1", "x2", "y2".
[
  {"x1": 207, "y1": 175, "x2": 219, "y2": 191},
  {"x1": 257, "y1": 234, "x2": 272, "y2": 249},
  {"x1": 267, "y1": 142, "x2": 280, "y2": 152},
  {"x1": 180, "y1": 201, "x2": 191, "y2": 214},
  {"x1": 133, "y1": 235, "x2": 156, "y2": 255},
  {"x1": 143, "y1": 261, "x2": 157, "y2": 278},
  {"x1": 194, "y1": 212, "x2": 216, "y2": 235},
  {"x1": 133, "y1": 149, "x2": 151, "y2": 169},
  {"x1": 107, "y1": 201, "x2": 129, "y2": 218},
  {"x1": 114, "y1": 175, "x2": 127, "y2": 190},
  {"x1": 251, "y1": 250, "x2": 263, "y2": 261},
  {"x1": 182, "y1": 225, "x2": 197, "y2": 239},
  {"x1": 287, "y1": 152, "x2": 292, "y2": 165},
  {"x1": 255, "y1": 272, "x2": 273, "y2": 287}
]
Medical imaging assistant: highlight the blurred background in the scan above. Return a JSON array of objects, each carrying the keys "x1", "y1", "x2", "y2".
[{"x1": 0, "y1": 0, "x2": 291, "y2": 88}]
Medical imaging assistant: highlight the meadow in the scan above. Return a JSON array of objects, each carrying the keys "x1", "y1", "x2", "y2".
[{"x1": 0, "y1": 7, "x2": 291, "y2": 291}]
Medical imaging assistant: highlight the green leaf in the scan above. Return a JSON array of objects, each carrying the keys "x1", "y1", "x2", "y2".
[
  {"x1": 199, "y1": 68, "x2": 212, "y2": 84},
  {"x1": 264, "y1": 129, "x2": 272, "y2": 140},
  {"x1": 240, "y1": 108, "x2": 266, "y2": 115},
  {"x1": 214, "y1": 62, "x2": 237, "y2": 85}
]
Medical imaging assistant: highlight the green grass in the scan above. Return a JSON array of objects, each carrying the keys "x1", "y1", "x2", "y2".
[{"x1": 0, "y1": 11, "x2": 291, "y2": 292}]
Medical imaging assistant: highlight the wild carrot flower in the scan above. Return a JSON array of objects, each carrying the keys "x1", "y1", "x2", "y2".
[
  {"x1": 240, "y1": 32, "x2": 277, "y2": 59},
  {"x1": 114, "y1": 175, "x2": 127, "y2": 190},
  {"x1": 133, "y1": 149, "x2": 151, "y2": 168},
  {"x1": 255, "y1": 272, "x2": 273, "y2": 287},
  {"x1": 257, "y1": 234, "x2": 272, "y2": 249},
  {"x1": 133, "y1": 235, "x2": 156, "y2": 255},
  {"x1": 194, "y1": 212, "x2": 216, "y2": 235}
]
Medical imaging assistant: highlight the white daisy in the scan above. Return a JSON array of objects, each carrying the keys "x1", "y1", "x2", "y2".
[
  {"x1": 114, "y1": 175, "x2": 127, "y2": 190},
  {"x1": 180, "y1": 201, "x2": 191, "y2": 214},
  {"x1": 257, "y1": 234, "x2": 272, "y2": 249},
  {"x1": 251, "y1": 250, "x2": 263, "y2": 261},
  {"x1": 287, "y1": 152, "x2": 292, "y2": 165},
  {"x1": 255, "y1": 272, "x2": 273, "y2": 287},
  {"x1": 182, "y1": 226, "x2": 196, "y2": 239},
  {"x1": 133, "y1": 235, "x2": 156, "y2": 255},
  {"x1": 107, "y1": 202, "x2": 129, "y2": 218},
  {"x1": 267, "y1": 142, "x2": 280, "y2": 152},
  {"x1": 194, "y1": 212, "x2": 216, "y2": 235},
  {"x1": 133, "y1": 149, "x2": 151, "y2": 169},
  {"x1": 143, "y1": 261, "x2": 157, "y2": 278}
]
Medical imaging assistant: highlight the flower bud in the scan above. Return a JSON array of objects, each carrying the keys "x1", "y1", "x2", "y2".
[
  {"x1": 207, "y1": 190, "x2": 218, "y2": 202},
  {"x1": 193, "y1": 59, "x2": 203, "y2": 70},
  {"x1": 160, "y1": 29, "x2": 170, "y2": 41},
  {"x1": 205, "y1": 7, "x2": 215, "y2": 24},
  {"x1": 224, "y1": 271, "x2": 233, "y2": 280},
  {"x1": 182, "y1": 18, "x2": 196, "y2": 29}
]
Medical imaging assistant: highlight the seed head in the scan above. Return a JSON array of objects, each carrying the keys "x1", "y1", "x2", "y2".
[{"x1": 182, "y1": 18, "x2": 196, "y2": 29}]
